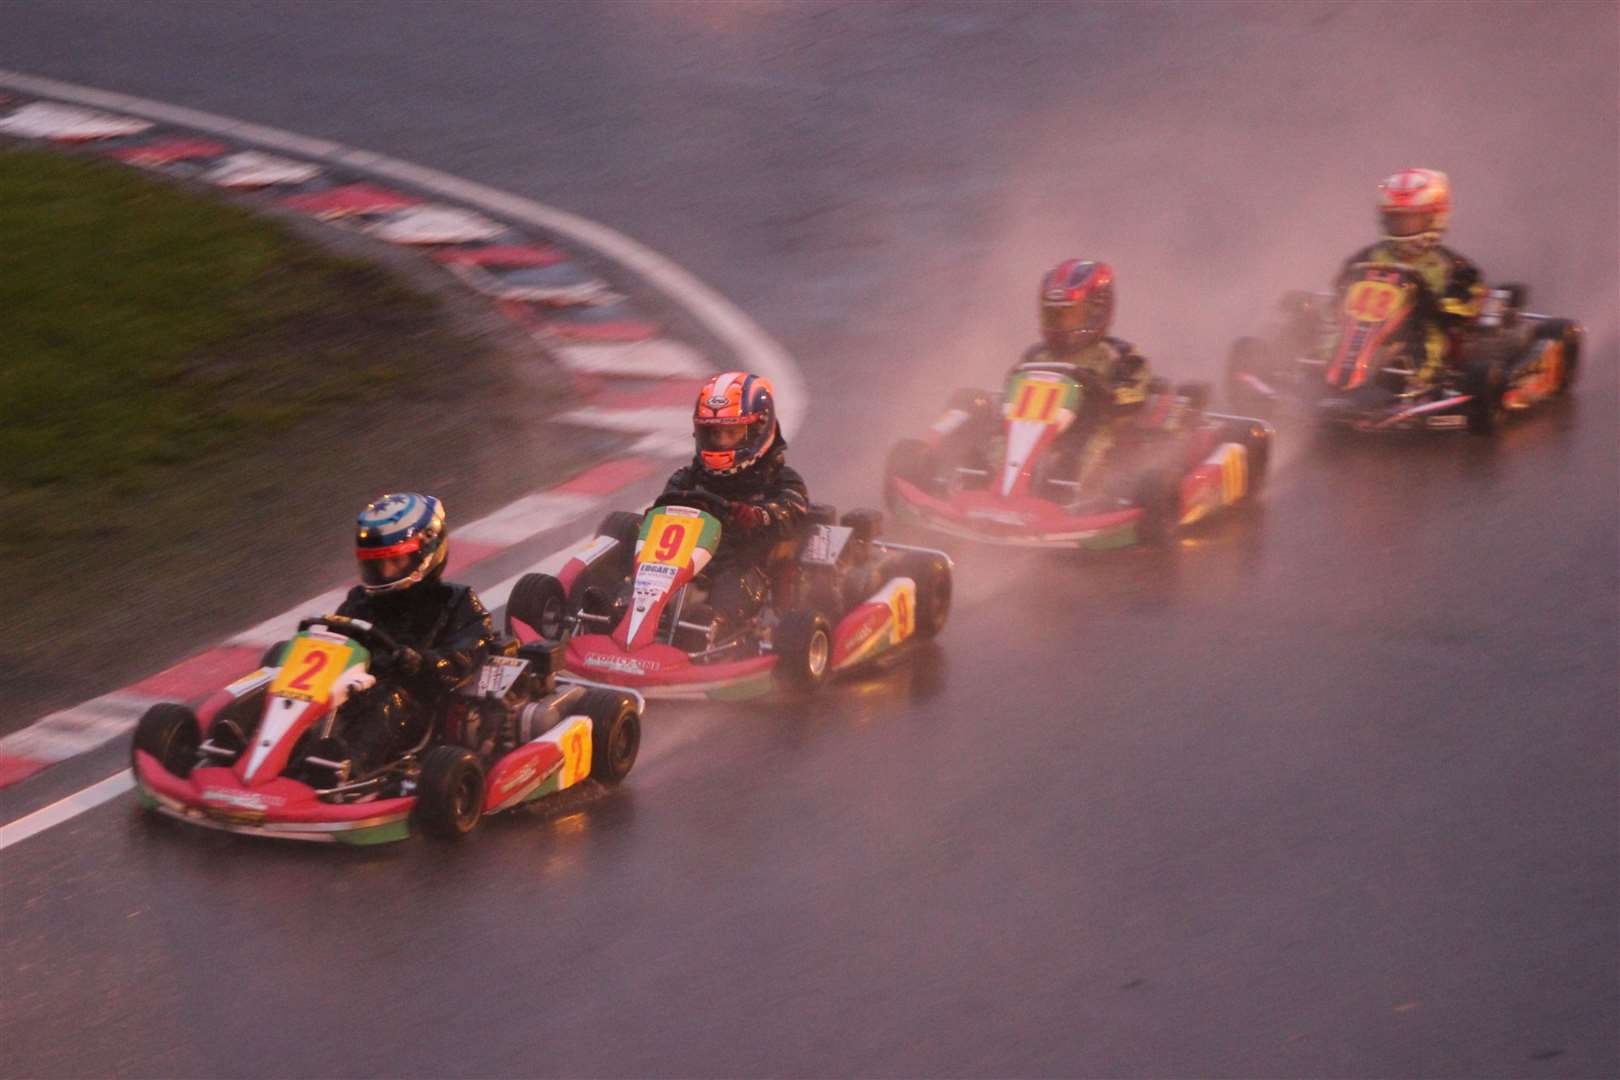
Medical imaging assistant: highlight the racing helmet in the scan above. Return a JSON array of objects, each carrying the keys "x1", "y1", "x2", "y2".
[
  {"x1": 354, "y1": 492, "x2": 448, "y2": 593},
  {"x1": 1039, "y1": 259, "x2": 1115, "y2": 353},
  {"x1": 693, "y1": 371, "x2": 778, "y2": 477},
  {"x1": 1378, "y1": 168, "x2": 1451, "y2": 256}
]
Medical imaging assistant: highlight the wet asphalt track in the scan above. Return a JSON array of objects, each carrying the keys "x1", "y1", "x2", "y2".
[{"x1": 2, "y1": 3, "x2": 1616, "y2": 1076}]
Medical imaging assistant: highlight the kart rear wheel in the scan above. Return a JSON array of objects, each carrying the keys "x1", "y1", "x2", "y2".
[
  {"x1": 131, "y1": 703, "x2": 202, "y2": 778},
  {"x1": 1533, "y1": 319, "x2": 1582, "y2": 395},
  {"x1": 414, "y1": 745, "x2": 485, "y2": 839},
  {"x1": 1463, "y1": 355, "x2": 1508, "y2": 436},
  {"x1": 578, "y1": 689, "x2": 640, "y2": 784},
  {"x1": 883, "y1": 438, "x2": 936, "y2": 510},
  {"x1": 507, "y1": 573, "x2": 569, "y2": 642},
  {"x1": 1132, "y1": 469, "x2": 1182, "y2": 547},
  {"x1": 897, "y1": 552, "x2": 952, "y2": 639},
  {"x1": 774, "y1": 609, "x2": 832, "y2": 694}
]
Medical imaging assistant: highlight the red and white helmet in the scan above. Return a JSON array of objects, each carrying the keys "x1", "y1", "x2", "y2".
[
  {"x1": 1038, "y1": 259, "x2": 1114, "y2": 353},
  {"x1": 692, "y1": 371, "x2": 778, "y2": 477},
  {"x1": 1378, "y1": 168, "x2": 1451, "y2": 254}
]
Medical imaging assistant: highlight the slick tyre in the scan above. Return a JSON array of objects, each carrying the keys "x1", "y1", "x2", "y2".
[
  {"x1": 774, "y1": 609, "x2": 832, "y2": 694},
  {"x1": 1463, "y1": 355, "x2": 1508, "y2": 436},
  {"x1": 1132, "y1": 469, "x2": 1182, "y2": 547},
  {"x1": 260, "y1": 639, "x2": 289, "y2": 668},
  {"x1": 507, "y1": 573, "x2": 569, "y2": 642},
  {"x1": 131, "y1": 703, "x2": 202, "y2": 778},
  {"x1": 884, "y1": 438, "x2": 935, "y2": 509},
  {"x1": 597, "y1": 511, "x2": 643, "y2": 557},
  {"x1": 897, "y1": 552, "x2": 952, "y2": 639},
  {"x1": 578, "y1": 688, "x2": 640, "y2": 784},
  {"x1": 414, "y1": 746, "x2": 485, "y2": 839},
  {"x1": 1533, "y1": 319, "x2": 1583, "y2": 395}
]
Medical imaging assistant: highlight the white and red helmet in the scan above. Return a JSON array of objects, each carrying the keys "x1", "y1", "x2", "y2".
[
  {"x1": 1378, "y1": 168, "x2": 1451, "y2": 253},
  {"x1": 692, "y1": 371, "x2": 778, "y2": 477}
]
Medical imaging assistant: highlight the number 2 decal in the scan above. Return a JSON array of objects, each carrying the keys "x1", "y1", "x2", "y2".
[
  {"x1": 286, "y1": 649, "x2": 329, "y2": 692},
  {"x1": 563, "y1": 722, "x2": 592, "y2": 786}
]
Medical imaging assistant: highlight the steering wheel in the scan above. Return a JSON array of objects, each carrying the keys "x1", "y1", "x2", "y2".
[
  {"x1": 651, "y1": 488, "x2": 733, "y2": 518},
  {"x1": 297, "y1": 615, "x2": 403, "y2": 659}
]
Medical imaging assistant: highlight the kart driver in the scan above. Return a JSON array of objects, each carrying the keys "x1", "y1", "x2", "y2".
[
  {"x1": 1334, "y1": 168, "x2": 1485, "y2": 390},
  {"x1": 1017, "y1": 259, "x2": 1154, "y2": 492},
  {"x1": 658, "y1": 371, "x2": 809, "y2": 630},
  {"x1": 333, "y1": 492, "x2": 495, "y2": 771}
]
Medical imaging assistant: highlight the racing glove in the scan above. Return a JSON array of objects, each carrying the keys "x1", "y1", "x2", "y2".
[
  {"x1": 729, "y1": 502, "x2": 772, "y2": 530},
  {"x1": 393, "y1": 646, "x2": 424, "y2": 676}
]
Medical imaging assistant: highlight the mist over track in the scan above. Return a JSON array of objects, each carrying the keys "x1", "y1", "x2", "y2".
[{"x1": 2, "y1": 3, "x2": 1615, "y2": 1075}]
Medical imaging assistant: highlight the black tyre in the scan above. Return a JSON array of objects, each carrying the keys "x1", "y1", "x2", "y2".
[
  {"x1": 1132, "y1": 469, "x2": 1182, "y2": 547},
  {"x1": 577, "y1": 688, "x2": 640, "y2": 784},
  {"x1": 1175, "y1": 381, "x2": 1211, "y2": 412},
  {"x1": 897, "y1": 552, "x2": 952, "y2": 639},
  {"x1": 773, "y1": 609, "x2": 832, "y2": 693},
  {"x1": 945, "y1": 387, "x2": 996, "y2": 424},
  {"x1": 884, "y1": 438, "x2": 935, "y2": 509},
  {"x1": 1463, "y1": 355, "x2": 1508, "y2": 436},
  {"x1": 414, "y1": 745, "x2": 486, "y2": 838},
  {"x1": 1533, "y1": 319, "x2": 1582, "y2": 395},
  {"x1": 1229, "y1": 420, "x2": 1272, "y2": 499},
  {"x1": 506, "y1": 573, "x2": 569, "y2": 641},
  {"x1": 131, "y1": 703, "x2": 202, "y2": 778},
  {"x1": 1225, "y1": 336, "x2": 1277, "y2": 413},
  {"x1": 597, "y1": 510, "x2": 643, "y2": 555},
  {"x1": 260, "y1": 639, "x2": 289, "y2": 668}
]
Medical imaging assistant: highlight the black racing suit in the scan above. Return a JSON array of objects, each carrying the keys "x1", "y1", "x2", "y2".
[
  {"x1": 1010, "y1": 337, "x2": 1154, "y2": 492},
  {"x1": 658, "y1": 440, "x2": 810, "y2": 624},
  {"x1": 333, "y1": 579, "x2": 495, "y2": 771},
  {"x1": 1334, "y1": 242, "x2": 1484, "y2": 385}
]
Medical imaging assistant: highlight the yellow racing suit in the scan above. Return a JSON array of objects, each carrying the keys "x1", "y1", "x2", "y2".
[{"x1": 1335, "y1": 243, "x2": 1485, "y2": 386}]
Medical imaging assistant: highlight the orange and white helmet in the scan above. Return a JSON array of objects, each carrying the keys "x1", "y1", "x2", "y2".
[
  {"x1": 692, "y1": 371, "x2": 778, "y2": 477},
  {"x1": 1378, "y1": 168, "x2": 1451, "y2": 254}
]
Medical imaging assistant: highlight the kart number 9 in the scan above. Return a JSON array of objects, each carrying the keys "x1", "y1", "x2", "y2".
[{"x1": 643, "y1": 514, "x2": 700, "y2": 567}]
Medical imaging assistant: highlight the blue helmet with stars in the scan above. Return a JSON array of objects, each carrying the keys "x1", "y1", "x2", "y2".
[{"x1": 355, "y1": 492, "x2": 448, "y2": 593}]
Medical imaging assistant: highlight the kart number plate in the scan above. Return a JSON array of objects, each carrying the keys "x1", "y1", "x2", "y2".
[
  {"x1": 801, "y1": 525, "x2": 852, "y2": 566},
  {"x1": 641, "y1": 513, "x2": 704, "y2": 568},
  {"x1": 1004, "y1": 373, "x2": 1077, "y2": 424},
  {"x1": 269, "y1": 638, "x2": 352, "y2": 703},
  {"x1": 1343, "y1": 280, "x2": 1407, "y2": 323},
  {"x1": 470, "y1": 655, "x2": 529, "y2": 698}
]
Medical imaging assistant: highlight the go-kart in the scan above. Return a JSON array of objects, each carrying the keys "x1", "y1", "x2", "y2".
[
  {"x1": 131, "y1": 615, "x2": 642, "y2": 843},
  {"x1": 883, "y1": 363, "x2": 1272, "y2": 550},
  {"x1": 504, "y1": 490, "x2": 953, "y2": 700},
  {"x1": 1225, "y1": 264, "x2": 1583, "y2": 434}
]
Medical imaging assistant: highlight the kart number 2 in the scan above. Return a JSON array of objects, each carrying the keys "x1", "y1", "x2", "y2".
[{"x1": 269, "y1": 638, "x2": 351, "y2": 702}]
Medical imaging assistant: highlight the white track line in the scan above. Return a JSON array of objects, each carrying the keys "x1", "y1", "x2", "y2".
[
  {"x1": 0, "y1": 771, "x2": 134, "y2": 852},
  {"x1": 0, "y1": 67, "x2": 808, "y2": 439}
]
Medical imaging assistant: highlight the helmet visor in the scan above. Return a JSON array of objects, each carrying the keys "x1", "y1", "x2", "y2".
[
  {"x1": 696, "y1": 420, "x2": 753, "y2": 452},
  {"x1": 359, "y1": 553, "x2": 415, "y2": 587},
  {"x1": 1382, "y1": 208, "x2": 1436, "y2": 238},
  {"x1": 1041, "y1": 301, "x2": 1087, "y2": 333}
]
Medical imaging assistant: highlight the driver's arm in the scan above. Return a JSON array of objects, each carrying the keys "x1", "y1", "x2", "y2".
[
  {"x1": 742, "y1": 467, "x2": 810, "y2": 541},
  {"x1": 1439, "y1": 254, "x2": 1484, "y2": 320},
  {"x1": 424, "y1": 590, "x2": 496, "y2": 691}
]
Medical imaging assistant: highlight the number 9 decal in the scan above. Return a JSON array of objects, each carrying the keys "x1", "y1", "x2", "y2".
[{"x1": 655, "y1": 522, "x2": 684, "y2": 562}]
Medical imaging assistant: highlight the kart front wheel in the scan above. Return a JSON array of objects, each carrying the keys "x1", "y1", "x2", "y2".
[
  {"x1": 774, "y1": 609, "x2": 832, "y2": 694},
  {"x1": 1132, "y1": 469, "x2": 1182, "y2": 547},
  {"x1": 897, "y1": 552, "x2": 952, "y2": 639},
  {"x1": 1533, "y1": 319, "x2": 1583, "y2": 395},
  {"x1": 507, "y1": 573, "x2": 569, "y2": 642},
  {"x1": 131, "y1": 703, "x2": 202, "y2": 778},
  {"x1": 259, "y1": 639, "x2": 289, "y2": 668},
  {"x1": 578, "y1": 688, "x2": 640, "y2": 784},
  {"x1": 414, "y1": 746, "x2": 486, "y2": 839},
  {"x1": 884, "y1": 438, "x2": 935, "y2": 509},
  {"x1": 1463, "y1": 356, "x2": 1507, "y2": 436}
]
